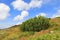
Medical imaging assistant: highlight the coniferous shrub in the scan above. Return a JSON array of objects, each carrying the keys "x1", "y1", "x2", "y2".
[{"x1": 20, "y1": 16, "x2": 51, "y2": 32}]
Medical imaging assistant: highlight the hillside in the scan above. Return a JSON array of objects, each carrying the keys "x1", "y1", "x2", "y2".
[
  {"x1": 0, "y1": 25, "x2": 20, "y2": 40},
  {"x1": 0, "y1": 17, "x2": 60, "y2": 40},
  {"x1": 50, "y1": 17, "x2": 60, "y2": 26}
]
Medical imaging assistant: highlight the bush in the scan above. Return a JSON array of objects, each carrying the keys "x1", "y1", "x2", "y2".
[{"x1": 20, "y1": 16, "x2": 51, "y2": 32}]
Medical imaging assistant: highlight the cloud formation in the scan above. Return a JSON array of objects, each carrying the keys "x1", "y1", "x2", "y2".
[
  {"x1": 0, "y1": 3, "x2": 10, "y2": 20},
  {"x1": 11, "y1": 0, "x2": 43, "y2": 10},
  {"x1": 11, "y1": 0, "x2": 29, "y2": 10},
  {"x1": 14, "y1": 11, "x2": 29, "y2": 21},
  {"x1": 29, "y1": 0, "x2": 42, "y2": 8}
]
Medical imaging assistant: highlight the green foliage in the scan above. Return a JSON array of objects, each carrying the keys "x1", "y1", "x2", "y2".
[
  {"x1": 20, "y1": 16, "x2": 50, "y2": 32},
  {"x1": 29, "y1": 31, "x2": 60, "y2": 40},
  {"x1": 50, "y1": 22, "x2": 58, "y2": 27},
  {"x1": 54, "y1": 26, "x2": 60, "y2": 31}
]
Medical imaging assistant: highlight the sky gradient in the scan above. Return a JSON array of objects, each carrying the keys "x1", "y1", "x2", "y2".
[{"x1": 0, "y1": 0, "x2": 60, "y2": 29}]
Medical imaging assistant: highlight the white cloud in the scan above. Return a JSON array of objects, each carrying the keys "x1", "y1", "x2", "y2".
[
  {"x1": 11, "y1": 0, "x2": 43, "y2": 11},
  {"x1": 11, "y1": 0, "x2": 29, "y2": 10},
  {"x1": 36, "y1": 13, "x2": 47, "y2": 17},
  {"x1": 29, "y1": 0, "x2": 42, "y2": 8},
  {"x1": 14, "y1": 11, "x2": 29, "y2": 21},
  {"x1": 52, "y1": 10, "x2": 60, "y2": 18},
  {"x1": 0, "y1": 3, "x2": 10, "y2": 20}
]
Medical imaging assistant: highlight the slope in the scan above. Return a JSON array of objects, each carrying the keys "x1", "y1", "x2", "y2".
[{"x1": 0, "y1": 17, "x2": 60, "y2": 40}]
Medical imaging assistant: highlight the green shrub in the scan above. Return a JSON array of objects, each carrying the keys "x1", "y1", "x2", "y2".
[{"x1": 20, "y1": 16, "x2": 51, "y2": 32}]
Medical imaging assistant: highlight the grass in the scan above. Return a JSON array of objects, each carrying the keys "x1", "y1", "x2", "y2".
[
  {"x1": 0, "y1": 26, "x2": 60, "y2": 40},
  {"x1": 29, "y1": 31, "x2": 60, "y2": 40},
  {"x1": 0, "y1": 25, "x2": 60, "y2": 40},
  {"x1": 0, "y1": 31, "x2": 35, "y2": 40}
]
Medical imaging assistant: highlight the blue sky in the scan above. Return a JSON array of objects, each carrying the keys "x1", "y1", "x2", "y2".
[{"x1": 0, "y1": 0, "x2": 60, "y2": 29}]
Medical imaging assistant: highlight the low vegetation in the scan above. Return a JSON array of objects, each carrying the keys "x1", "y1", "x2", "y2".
[
  {"x1": 29, "y1": 31, "x2": 60, "y2": 40},
  {"x1": 20, "y1": 16, "x2": 50, "y2": 32}
]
